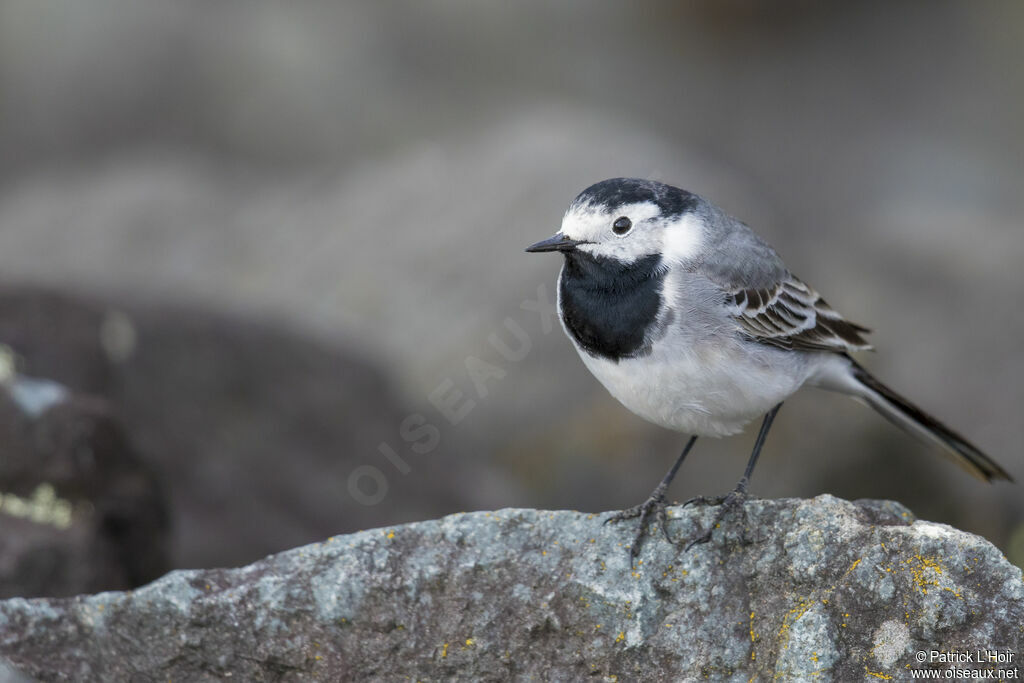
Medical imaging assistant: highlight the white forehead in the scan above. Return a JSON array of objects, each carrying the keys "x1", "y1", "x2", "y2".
[{"x1": 559, "y1": 201, "x2": 703, "y2": 264}]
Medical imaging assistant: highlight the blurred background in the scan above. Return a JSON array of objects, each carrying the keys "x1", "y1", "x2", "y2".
[{"x1": 0, "y1": 0, "x2": 1021, "y2": 597}]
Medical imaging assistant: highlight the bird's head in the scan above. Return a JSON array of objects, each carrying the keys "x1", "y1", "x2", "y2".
[{"x1": 526, "y1": 178, "x2": 705, "y2": 267}]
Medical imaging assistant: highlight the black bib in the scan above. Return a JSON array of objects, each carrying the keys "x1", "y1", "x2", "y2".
[{"x1": 559, "y1": 253, "x2": 664, "y2": 362}]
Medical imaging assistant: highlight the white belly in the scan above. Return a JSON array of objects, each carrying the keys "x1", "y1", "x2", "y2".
[{"x1": 576, "y1": 340, "x2": 813, "y2": 437}]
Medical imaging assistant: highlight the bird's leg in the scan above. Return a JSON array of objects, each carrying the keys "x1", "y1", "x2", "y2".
[
  {"x1": 685, "y1": 402, "x2": 782, "y2": 550},
  {"x1": 604, "y1": 435, "x2": 698, "y2": 561}
]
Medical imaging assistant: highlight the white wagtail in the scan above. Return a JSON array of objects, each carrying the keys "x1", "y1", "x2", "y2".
[{"x1": 526, "y1": 177, "x2": 1011, "y2": 559}]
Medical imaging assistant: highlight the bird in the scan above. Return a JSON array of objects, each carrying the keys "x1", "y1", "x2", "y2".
[{"x1": 525, "y1": 177, "x2": 1011, "y2": 560}]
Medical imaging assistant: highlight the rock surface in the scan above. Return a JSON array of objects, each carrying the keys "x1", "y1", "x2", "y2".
[{"x1": 0, "y1": 495, "x2": 1021, "y2": 682}]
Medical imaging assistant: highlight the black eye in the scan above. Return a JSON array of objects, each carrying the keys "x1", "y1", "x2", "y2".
[{"x1": 612, "y1": 216, "x2": 632, "y2": 235}]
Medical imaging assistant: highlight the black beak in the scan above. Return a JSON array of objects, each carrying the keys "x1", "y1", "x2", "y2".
[{"x1": 525, "y1": 233, "x2": 586, "y2": 253}]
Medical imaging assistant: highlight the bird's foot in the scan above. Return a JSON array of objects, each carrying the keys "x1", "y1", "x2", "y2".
[
  {"x1": 684, "y1": 488, "x2": 748, "y2": 551},
  {"x1": 604, "y1": 493, "x2": 675, "y2": 562}
]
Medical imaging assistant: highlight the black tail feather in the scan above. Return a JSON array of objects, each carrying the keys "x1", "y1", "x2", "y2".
[{"x1": 849, "y1": 360, "x2": 1011, "y2": 483}]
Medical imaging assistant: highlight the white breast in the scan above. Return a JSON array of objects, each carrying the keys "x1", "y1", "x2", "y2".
[{"x1": 576, "y1": 339, "x2": 811, "y2": 437}]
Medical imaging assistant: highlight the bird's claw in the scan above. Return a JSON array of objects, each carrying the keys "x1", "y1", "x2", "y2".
[
  {"x1": 684, "y1": 489, "x2": 748, "y2": 550},
  {"x1": 606, "y1": 487, "x2": 750, "y2": 559},
  {"x1": 605, "y1": 493, "x2": 674, "y2": 562}
]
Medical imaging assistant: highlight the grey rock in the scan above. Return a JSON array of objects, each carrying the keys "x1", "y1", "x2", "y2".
[
  {"x1": 0, "y1": 495, "x2": 1020, "y2": 682},
  {"x1": 0, "y1": 381, "x2": 170, "y2": 599},
  {"x1": 0, "y1": 659, "x2": 32, "y2": 683}
]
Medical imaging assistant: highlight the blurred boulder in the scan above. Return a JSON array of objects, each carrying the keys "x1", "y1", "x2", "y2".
[
  {"x1": 0, "y1": 285, "x2": 488, "y2": 570},
  {"x1": 114, "y1": 300, "x2": 489, "y2": 569},
  {"x1": 0, "y1": 369, "x2": 169, "y2": 598}
]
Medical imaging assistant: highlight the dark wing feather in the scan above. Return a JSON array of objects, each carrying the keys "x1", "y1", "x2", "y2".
[{"x1": 726, "y1": 275, "x2": 872, "y2": 353}]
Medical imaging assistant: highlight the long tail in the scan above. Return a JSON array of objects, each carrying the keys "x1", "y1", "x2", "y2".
[{"x1": 844, "y1": 358, "x2": 1011, "y2": 482}]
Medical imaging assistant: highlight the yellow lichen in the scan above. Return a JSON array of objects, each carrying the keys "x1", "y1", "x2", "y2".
[
  {"x1": 906, "y1": 555, "x2": 945, "y2": 595},
  {"x1": 749, "y1": 611, "x2": 757, "y2": 661}
]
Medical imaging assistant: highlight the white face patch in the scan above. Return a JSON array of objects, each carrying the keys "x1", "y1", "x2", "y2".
[
  {"x1": 558, "y1": 201, "x2": 704, "y2": 265},
  {"x1": 660, "y1": 212, "x2": 704, "y2": 266},
  {"x1": 559, "y1": 202, "x2": 666, "y2": 263}
]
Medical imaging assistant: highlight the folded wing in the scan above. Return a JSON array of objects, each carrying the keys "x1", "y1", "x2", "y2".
[{"x1": 727, "y1": 276, "x2": 872, "y2": 353}]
